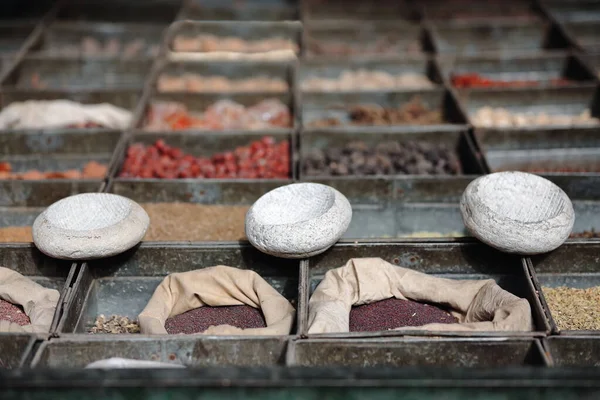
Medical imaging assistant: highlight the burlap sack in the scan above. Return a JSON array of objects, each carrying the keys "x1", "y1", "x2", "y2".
[
  {"x1": 139, "y1": 266, "x2": 295, "y2": 335},
  {"x1": 308, "y1": 258, "x2": 533, "y2": 334},
  {"x1": 0, "y1": 267, "x2": 60, "y2": 333}
]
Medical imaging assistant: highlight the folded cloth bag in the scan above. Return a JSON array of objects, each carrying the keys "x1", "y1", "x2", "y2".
[
  {"x1": 0, "y1": 267, "x2": 60, "y2": 333},
  {"x1": 139, "y1": 266, "x2": 295, "y2": 335},
  {"x1": 308, "y1": 258, "x2": 533, "y2": 334},
  {"x1": 85, "y1": 358, "x2": 186, "y2": 369}
]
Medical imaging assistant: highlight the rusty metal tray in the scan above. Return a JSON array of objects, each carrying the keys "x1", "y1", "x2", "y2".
[
  {"x1": 56, "y1": 0, "x2": 181, "y2": 24},
  {"x1": 177, "y1": 0, "x2": 299, "y2": 21},
  {"x1": 301, "y1": 2, "x2": 420, "y2": 23},
  {"x1": 563, "y1": 21, "x2": 600, "y2": 51},
  {"x1": 545, "y1": 0, "x2": 600, "y2": 23},
  {"x1": 545, "y1": 337, "x2": 600, "y2": 366},
  {"x1": 0, "y1": 23, "x2": 37, "y2": 57},
  {"x1": 422, "y1": 1, "x2": 540, "y2": 23},
  {"x1": 0, "y1": 334, "x2": 36, "y2": 369}
]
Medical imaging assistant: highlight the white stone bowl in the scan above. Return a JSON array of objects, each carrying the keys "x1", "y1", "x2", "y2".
[
  {"x1": 460, "y1": 171, "x2": 574, "y2": 255},
  {"x1": 33, "y1": 193, "x2": 149, "y2": 260},
  {"x1": 245, "y1": 183, "x2": 352, "y2": 258}
]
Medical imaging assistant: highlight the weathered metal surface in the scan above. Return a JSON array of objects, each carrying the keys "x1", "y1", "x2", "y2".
[
  {"x1": 546, "y1": 337, "x2": 600, "y2": 367},
  {"x1": 0, "y1": 334, "x2": 36, "y2": 369}
]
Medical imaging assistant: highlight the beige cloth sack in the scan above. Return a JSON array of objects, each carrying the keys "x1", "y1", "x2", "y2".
[
  {"x1": 308, "y1": 258, "x2": 533, "y2": 334},
  {"x1": 0, "y1": 267, "x2": 60, "y2": 333},
  {"x1": 139, "y1": 266, "x2": 295, "y2": 335}
]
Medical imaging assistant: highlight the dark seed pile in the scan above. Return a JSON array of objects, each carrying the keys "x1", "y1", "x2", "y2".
[
  {"x1": 349, "y1": 298, "x2": 457, "y2": 332},
  {"x1": 0, "y1": 299, "x2": 30, "y2": 326},
  {"x1": 304, "y1": 140, "x2": 461, "y2": 176},
  {"x1": 309, "y1": 97, "x2": 443, "y2": 127},
  {"x1": 165, "y1": 305, "x2": 267, "y2": 334},
  {"x1": 570, "y1": 230, "x2": 600, "y2": 239}
]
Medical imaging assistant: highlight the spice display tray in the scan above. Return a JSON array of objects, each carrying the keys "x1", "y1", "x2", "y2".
[
  {"x1": 422, "y1": 1, "x2": 539, "y2": 22},
  {"x1": 545, "y1": 337, "x2": 600, "y2": 366},
  {"x1": 0, "y1": 334, "x2": 36, "y2": 369},
  {"x1": 563, "y1": 21, "x2": 600, "y2": 51},
  {"x1": 439, "y1": 52, "x2": 597, "y2": 88},
  {"x1": 529, "y1": 242, "x2": 600, "y2": 335},
  {"x1": 0, "y1": 23, "x2": 37, "y2": 56},
  {"x1": 298, "y1": 56, "x2": 444, "y2": 92},
  {"x1": 301, "y1": 242, "x2": 549, "y2": 338},
  {"x1": 57, "y1": 243, "x2": 300, "y2": 335},
  {"x1": 430, "y1": 21, "x2": 567, "y2": 55},
  {"x1": 303, "y1": 22, "x2": 430, "y2": 58},
  {"x1": 29, "y1": 22, "x2": 166, "y2": 58},
  {"x1": 300, "y1": 89, "x2": 468, "y2": 131},
  {"x1": 581, "y1": 51, "x2": 600, "y2": 76},
  {"x1": 486, "y1": 148, "x2": 600, "y2": 174},
  {"x1": 545, "y1": 1, "x2": 600, "y2": 23},
  {"x1": 2, "y1": 57, "x2": 152, "y2": 90},
  {"x1": 289, "y1": 338, "x2": 549, "y2": 367},
  {"x1": 177, "y1": 1, "x2": 299, "y2": 21},
  {"x1": 56, "y1": 0, "x2": 181, "y2": 24},
  {"x1": 301, "y1": 3, "x2": 419, "y2": 22},
  {"x1": 476, "y1": 125, "x2": 600, "y2": 151},
  {"x1": 164, "y1": 20, "x2": 303, "y2": 54},
  {"x1": 32, "y1": 336, "x2": 291, "y2": 367}
]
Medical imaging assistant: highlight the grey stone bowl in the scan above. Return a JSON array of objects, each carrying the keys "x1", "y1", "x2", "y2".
[
  {"x1": 245, "y1": 183, "x2": 352, "y2": 258},
  {"x1": 33, "y1": 193, "x2": 150, "y2": 260},
  {"x1": 460, "y1": 171, "x2": 574, "y2": 255}
]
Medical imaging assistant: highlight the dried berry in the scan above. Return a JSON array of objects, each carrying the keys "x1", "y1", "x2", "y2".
[
  {"x1": 165, "y1": 305, "x2": 266, "y2": 334},
  {"x1": 0, "y1": 299, "x2": 30, "y2": 326}
]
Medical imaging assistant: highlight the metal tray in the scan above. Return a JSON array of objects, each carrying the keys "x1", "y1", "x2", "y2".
[
  {"x1": 581, "y1": 51, "x2": 600, "y2": 76},
  {"x1": 430, "y1": 21, "x2": 568, "y2": 56},
  {"x1": 2, "y1": 57, "x2": 152, "y2": 90},
  {"x1": 289, "y1": 338, "x2": 549, "y2": 367},
  {"x1": 56, "y1": 243, "x2": 300, "y2": 335},
  {"x1": 422, "y1": 1, "x2": 539, "y2": 22},
  {"x1": 529, "y1": 242, "x2": 600, "y2": 335},
  {"x1": 0, "y1": 23, "x2": 37, "y2": 56},
  {"x1": 439, "y1": 52, "x2": 597, "y2": 88},
  {"x1": 300, "y1": 89, "x2": 468, "y2": 131},
  {"x1": 545, "y1": 1, "x2": 600, "y2": 23},
  {"x1": 304, "y1": 22, "x2": 429, "y2": 58},
  {"x1": 486, "y1": 148, "x2": 600, "y2": 174},
  {"x1": 302, "y1": 241, "x2": 548, "y2": 338},
  {"x1": 298, "y1": 56, "x2": 443, "y2": 92},
  {"x1": 564, "y1": 21, "x2": 600, "y2": 51},
  {"x1": 31, "y1": 336, "x2": 291, "y2": 367},
  {"x1": 177, "y1": 1, "x2": 299, "y2": 21},
  {"x1": 0, "y1": 244, "x2": 77, "y2": 333},
  {"x1": 30, "y1": 22, "x2": 166, "y2": 58},
  {"x1": 56, "y1": 0, "x2": 181, "y2": 23},
  {"x1": 476, "y1": 126, "x2": 600, "y2": 151},
  {"x1": 302, "y1": 3, "x2": 420, "y2": 22},
  {"x1": 165, "y1": 21, "x2": 302, "y2": 54},
  {"x1": 0, "y1": 334, "x2": 36, "y2": 369},
  {"x1": 545, "y1": 337, "x2": 600, "y2": 366},
  {"x1": 0, "y1": 0, "x2": 54, "y2": 22}
]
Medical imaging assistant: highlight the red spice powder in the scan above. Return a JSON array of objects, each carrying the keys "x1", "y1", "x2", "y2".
[
  {"x1": 451, "y1": 73, "x2": 571, "y2": 88},
  {"x1": 349, "y1": 298, "x2": 457, "y2": 332},
  {"x1": 165, "y1": 305, "x2": 267, "y2": 334},
  {"x1": 0, "y1": 299, "x2": 31, "y2": 326}
]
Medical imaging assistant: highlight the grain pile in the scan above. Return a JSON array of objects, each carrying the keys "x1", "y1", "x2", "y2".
[
  {"x1": 165, "y1": 305, "x2": 266, "y2": 334},
  {"x1": 349, "y1": 298, "x2": 457, "y2": 332},
  {"x1": 0, "y1": 299, "x2": 31, "y2": 326},
  {"x1": 89, "y1": 315, "x2": 140, "y2": 334},
  {"x1": 301, "y1": 70, "x2": 434, "y2": 91},
  {"x1": 142, "y1": 203, "x2": 249, "y2": 241},
  {"x1": 173, "y1": 35, "x2": 299, "y2": 53},
  {"x1": 543, "y1": 286, "x2": 600, "y2": 330},
  {"x1": 158, "y1": 75, "x2": 288, "y2": 93},
  {"x1": 473, "y1": 107, "x2": 599, "y2": 128}
]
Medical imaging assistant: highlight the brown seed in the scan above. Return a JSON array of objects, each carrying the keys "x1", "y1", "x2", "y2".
[
  {"x1": 165, "y1": 305, "x2": 266, "y2": 334},
  {"x1": 349, "y1": 298, "x2": 457, "y2": 332},
  {"x1": 0, "y1": 299, "x2": 31, "y2": 326},
  {"x1": 542, "y1": 286, "x2": 600, "y2": 330},
  {"x1": 89, "y1": 314, "x2": 140, "y2": 334},
  {"x1": 0, "y1": 227, "x2": 33, "y2": 242}
]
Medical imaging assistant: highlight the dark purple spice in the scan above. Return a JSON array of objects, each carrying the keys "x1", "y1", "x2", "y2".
[
  {"x1": 165, "y1": 305, "x2": 267, "y2": 334},
  {"x1": 349, "y1": 298, "x2": 457, "y2": 332},
  {"x1": 0, "y1": 299, "x2": 30, "y2": 326}
]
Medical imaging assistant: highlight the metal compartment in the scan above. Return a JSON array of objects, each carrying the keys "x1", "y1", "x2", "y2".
[
  {"x1": 299, "y1": 57, "x2": 443, "y2": 92},
  {"x1": 430, "y1": 21, "x2": 568, "y2": 56},
  {"x1": 291, "y1": 338, "x2": 549, "y2": 367},
  {"x1": 564, "y1": 21, "x2": 600, "y2": 51},
  {"x1": 301, "y1": 89, "x2": 468, "y2": 131},
  {"x1": 0, "y1": 334, "x2": 36, "y2": 369},
  {"x1": 423, "y1": 1, "x2": 539, "y2": 22},
  {"x1": 302, "y1": 2, "x2": 420, "y2": 22},
  {"x1": 545, "y1": 0, "x2": 600, "y2": 23},
  {"x1": 177, "y1": 0, "x2": 299, "y2": 21},
  {"x1": 486, "y1": 148, "x2": 600, "y2": 173},
  {"x1": 0, "y1": 23, "x2": 36, "y2": 56},
  {"x1": 31, "y1": 23, "x2": 165, "y2": 58},
  {"x1": 57, "y1": 243, "x2": 300, "y2": 335},
  {"x1": 32, "y1": 336, "x2": 290, "y2": 367},
  {"x1": 56, "y1": 0, "x2": 181, "y2": 23},
  {"x1": 304, "y1": 22, "x2": 428, "y2": 58},
  {"x1": 546, "y1": 337, "x2": 600, "y2": 367},
  {"x1": 2, "y1": 57, "x2": 152, "y2": 90},
  {"x1": 303, "y1": 242, "x2": 548, "y2": 337},
  {"x1": 529, "y1": 242, "x2": 600, "y2": 335}
]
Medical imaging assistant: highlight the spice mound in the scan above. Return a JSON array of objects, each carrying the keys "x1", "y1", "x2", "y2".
[
  {"x1": 451, "y1": 73, "x2": 571, "y2": 88},
  {"x1": 308, "y1": 38, "x2": 421, "y2": 56},
  {"x1": 303, "y1": 140, "x2": 461, "y2": 176},
  {"x1": 173, "y1": 35, "x2": 299, "y2": 54},
  {"x1": 570, "y1": 230, "x2": 600, "y2": 238},
  {"x1": 165, "y1": 305, "x2": 267, "y2": 334},
  {"x1": 120, "y1": 136, "x2": 289, "y2": 179},
  {"x1": 89, "y1": 314, "x2": 140, "y2": 334},
  {"x1": 542, "y1": 286, "x2": 600, "y2": 331},
  {"x1": 0, "y1": 299, "x2": 30, "y2": 326},
  {"x1": 472, "y1": 107, "x2": 599, "y2": 128},
  {"x1": 158, "y1": 74, "x2": 289, "y2": 93},
  {"x1": 301, "y1": 70, "x2": 434, "y2": 91},
  {"x1": 309, "y1": 97, "x2": 443, "y2": 127},
  {"x1": 0, "y1": 161, "x2": 107, "y2": 180},
  {"x1": 0, "y1": 226, "x2": 32, "y2": 242},
  {"x1": 144, "y1": 99, "x2": 291, "y2": 131},
  {"x1": 349, "y1": 298, "x2": 457, "y2": 332}
]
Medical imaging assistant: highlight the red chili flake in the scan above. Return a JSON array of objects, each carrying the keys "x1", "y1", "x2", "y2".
[
  {"x1": 451, "y1": 73, "x2": 572, "y2": 89},
  {"x1": 165, "y1": 305, "x2": 266, "y2": 334},
  {"x1": 349, "y1": 298, "x2": 457, "y2": 332},
  {"x1": 0, "y1": 299, "x2": 31, "y2": 326}
]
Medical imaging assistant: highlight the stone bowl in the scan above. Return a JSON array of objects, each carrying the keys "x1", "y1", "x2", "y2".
[
  {"x1": 460, "y1": 171, "x2": 574, "y2": 255},
  {"x1": 245, "y1": 183, "x2": 352, "y2": 258},
  {"x1": 33, "y1": 193, "x2": 150, "y2": 260}
]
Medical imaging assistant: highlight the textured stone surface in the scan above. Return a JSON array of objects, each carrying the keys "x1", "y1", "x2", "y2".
[
  {"x1": 460, "y1": 172, "x2": 574, "y2": 255},
  {"x1": 246, "y1": 183, "x2": 352, "y2": 258},
  {"x1": 33, "y1": 193, "x2": 149, "y2": 260}
]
